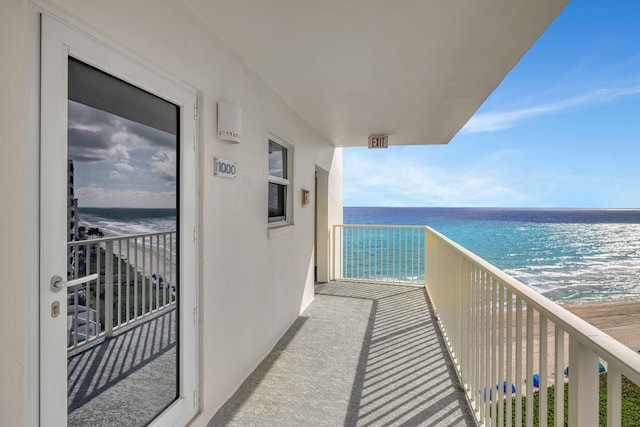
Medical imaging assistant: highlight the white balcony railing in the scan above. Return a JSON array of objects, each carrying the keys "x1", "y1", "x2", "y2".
[
  {"x1": 66, "y1": 231, "x2": 177, "y2": 352},
  {"x1": 332, "y1": 224, "x2": 425, "y2": 285},
  {"x1": 332, "y1": 224, "x2": 640, "y2": 427}
]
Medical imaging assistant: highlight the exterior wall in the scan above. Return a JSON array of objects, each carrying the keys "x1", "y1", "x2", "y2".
[
  {"x1": 0, "y1": 1, "x2": 33, "y2": 426},
  {"x1": 0, "y1": 1, "x2": 343, "y2": 425}
]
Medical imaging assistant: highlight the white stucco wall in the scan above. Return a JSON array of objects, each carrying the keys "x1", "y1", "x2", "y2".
[
  {"x1": 0, "y1": 2, "x2": 30, "y2": 425},
  {"x1": 0, "y1": 1, "x2": 343, "y2": 424}
]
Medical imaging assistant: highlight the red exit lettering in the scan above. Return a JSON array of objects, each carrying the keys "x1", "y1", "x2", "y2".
[{"x1": 368, "y1": 134, "x2": 388, "y2": 149}]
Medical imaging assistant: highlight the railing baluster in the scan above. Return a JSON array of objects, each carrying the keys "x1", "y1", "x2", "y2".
[
  {"x1": 126, "y1": 237, "x2": 130, "y2": 323},
  {"x1": 404, "y1": 228, "x2": 408, "y2": 282},
  {"x1": 411, "y1": 227, "x2": 415, "y2": 282},
  {"x1": 461, "y1": 257, "x2": 469, "y2": 392},
  {"x1": 351, "y1": 227, "x2": 362, "y2": 279},
  {"x1": 170, "y1": 233, "x2": 174, "y2": 302},
  {"x1": 134, "y1": 236, "x2": 139, "y2": 318},
  {"x1": 483, "y1": 271, "x2": 490, "y2": 424},
  {"x1": 148, "y1": 236, "x2": 153, "y2": 313},
  {"x1": 350, "y1": 226, "x2": 354, "y2": 280},
  {"x1": 568, "y1": 337, "x2": 599, "y2": 427},
  {"x1": 336, "y1": 226, "x2": 340, "y2": 280},
  {"x1": 472, "y1": 264, "x2": 479, "y2": 412},
  {"x1": 515, "y1": 297, "x2": 523, "y2": 427},
  {"x1": 142, "y1": 235, "x2": 146, "y2": 315},
  {"x1": 539, "y1": 316, "x2": 548, "y2": 427},
  {"x1": 386, "y1": 228, "x2": 390, "y2": 281},
  {"x1": 355, "y1": 227, "x2": 359, "y2": 280},
  {"x1": 117, "y1": 239, "x2": 122, "y2": 327},
  {"x1": 162, "y1": 233, "x2": 167, "y2": 308},
  {"x1": 480, "y1": 269, "x2": 485, "y2": 423},
  {"x1": 526, "y1": 305, "x2": 534, "y2": 427},
  {"x1": 392, "y1": 228, "x2": 396, "y2": 281},
  {"x1": 156, "y1": 234, "x2": 160, "y2": 311},
  {"x1": 96, "y1": 244, "x2": 101, "y2": 337},
  {"x1": 607, "y1": 366, "x2": 621, "y2": 427},
  {"x1": 554, "y1": 325, "x2": 565, "y2": 427},
  {"x1": 506, "y1": 289, "x2": 513, "y2": 427},
  {"x1": 105, "y1": 240, "x2": 113, "y2": 337},
  {"x1": 490, "y1": 277, "x2": 497, "y2": 422},
  {"x1": 372, "y1": 227, "x2": 376, "y2": 280},
  {"x1": 498, "y1": 283, "x2": 505, "y2": 427}
]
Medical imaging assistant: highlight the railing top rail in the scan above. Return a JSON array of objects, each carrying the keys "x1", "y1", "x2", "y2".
[
  {"x1": 426, "y1": 226, "x2": 640, "y2": 384},
  {"x1": 67, "y1": 230, "x2": 176, "y2": 246},
  {"x1": 336, "y1": 224, "x2": 426, "y2": 230}
]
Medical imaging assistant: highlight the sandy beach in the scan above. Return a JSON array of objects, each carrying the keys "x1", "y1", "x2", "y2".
[
  {"x1": 565, "y1": 300, "x2": 640, "y2": 353},
  {"x1": 77, "y1": 221, "x2": 177, "y2": 285}
]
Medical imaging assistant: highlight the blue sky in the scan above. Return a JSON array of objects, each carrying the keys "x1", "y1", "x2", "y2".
[{"x1": 344, "y1": 2, "x2": 640, "y2": 208}]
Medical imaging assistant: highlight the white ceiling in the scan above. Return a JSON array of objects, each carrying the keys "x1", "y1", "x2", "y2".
[{"x1": 184, "y1": 0, "x2": 568, "y2": 147}]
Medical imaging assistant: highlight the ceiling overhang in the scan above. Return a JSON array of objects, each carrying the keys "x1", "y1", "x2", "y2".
[{"x1": 184, "y1": 0, "x2": 568, "y2": 147}]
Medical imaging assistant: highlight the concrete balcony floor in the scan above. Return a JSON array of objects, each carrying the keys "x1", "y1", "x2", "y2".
[
  {"x1": 209, "y1": 282, "x2": 475, "y2": 426},
  {"x1": 67, "y1": 308, "x2": 177, "y2": 426}
]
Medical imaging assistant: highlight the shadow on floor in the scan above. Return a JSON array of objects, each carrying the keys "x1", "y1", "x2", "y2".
[
  {"x1": 209, "y1": 282, "x2": 475, "y2": 426},
  {"x1": 68, "y1": 307, "x2": 177, "y2": 426}
]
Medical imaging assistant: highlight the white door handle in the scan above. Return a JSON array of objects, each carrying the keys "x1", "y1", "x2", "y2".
[{"x1": 50, "y1": 273, "x2": 99, "y2": 292}]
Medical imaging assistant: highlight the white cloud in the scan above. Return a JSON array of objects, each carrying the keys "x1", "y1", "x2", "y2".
[
  {"x1": 114, "y1": 162, "x2": 134, "y2": 172},
  {"x1": 462, "y1": 85, "x2": 640, "y2": 133},
  {"x1": 76, "y1": 185, "x2": 176, "y2": 209},
  {"x1": 344, "y1": 150, "x2": 530, "y2": 207},
  {"x1": 151, "y1": 151, "x2": 176, "y2": 181}
]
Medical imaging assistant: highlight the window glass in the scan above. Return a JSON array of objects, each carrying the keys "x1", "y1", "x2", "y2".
[
  {"x1": 67, "y1": 57, "x2": 179, "y2": 426},
  {"x1": 268, "y1": 182, "x2": 287, "y2": 222},
  {"x1": 268, "y1": 140, "x2": 287, "y2": 179}
]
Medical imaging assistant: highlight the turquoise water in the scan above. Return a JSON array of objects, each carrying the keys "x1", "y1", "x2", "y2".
[{"x1": 344, "y1": 207, "x2": 640, "y2": 304}]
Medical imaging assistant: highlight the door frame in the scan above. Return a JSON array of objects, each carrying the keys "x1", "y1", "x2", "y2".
[
  {"x1": 39, "y1": 11, "x2": 199, "y2": 426},
  {"x1": 315, "y1": 166, "x2": 330, "y2": 283}
]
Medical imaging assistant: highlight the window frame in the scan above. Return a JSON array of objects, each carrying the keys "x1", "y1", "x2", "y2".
[{"x1": 268, "y1": 136, "x2": 293, "y2": 226}]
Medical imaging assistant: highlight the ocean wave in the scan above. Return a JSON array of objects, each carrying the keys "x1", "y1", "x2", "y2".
[{"x1": 80, "y1": 211, "x2": 176, "y2": 236}]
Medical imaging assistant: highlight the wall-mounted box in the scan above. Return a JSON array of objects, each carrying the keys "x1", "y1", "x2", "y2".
[{"x1": 217, "y1": 101, "x2": 242, "y2": 143}]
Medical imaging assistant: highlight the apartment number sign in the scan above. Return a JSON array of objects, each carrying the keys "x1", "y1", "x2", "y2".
[{"x1": 214, "y1": 157, "x2": 237, "y2": 179}]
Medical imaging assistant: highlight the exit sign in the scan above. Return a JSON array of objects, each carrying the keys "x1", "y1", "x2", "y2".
[{"x1": 368, "y1": 134, "x2": 388, "y2": 149}]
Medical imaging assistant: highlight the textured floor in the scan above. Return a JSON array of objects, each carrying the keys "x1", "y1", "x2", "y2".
[
  {"x1": 67, "y1": 307, "x2": 177, "y2": 426},
  {"x1": 209, "y1": 282, "x2": 475, "y2": 426}
]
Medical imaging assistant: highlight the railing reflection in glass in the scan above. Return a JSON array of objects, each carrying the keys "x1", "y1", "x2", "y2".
[{"x1": 66, "y1": 231, "x2": 177, "y2": 351}]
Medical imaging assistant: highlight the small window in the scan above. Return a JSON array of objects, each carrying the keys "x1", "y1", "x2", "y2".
[{"x1": 268, "y1": 138, "x2": 292, "y2": 224}]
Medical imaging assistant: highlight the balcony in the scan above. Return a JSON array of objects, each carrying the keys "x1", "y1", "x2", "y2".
[
  {"x1": 212, "y1": 225, "x2": 640, "y2": 427},
  {"x1": 64, "y1": 226, "x2": 640, "y2": 426},
  {"x1": 66, "y1": 231, "x2": 177, "y2": 425},
  {"x1": 211, "y1": 280, "x2": 475, "y2": 426}
]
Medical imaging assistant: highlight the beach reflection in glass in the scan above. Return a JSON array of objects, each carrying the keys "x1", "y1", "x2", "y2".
[{"x1": 66, "y1": 58, "x2": 178, "y2": 426}]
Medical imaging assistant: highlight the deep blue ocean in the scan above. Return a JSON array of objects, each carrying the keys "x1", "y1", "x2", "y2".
[
  {"x1": 345, "y1": 207, "x2": 640, "y2": 304},
  {"x1": 79, "y1": 206, "x2": 640, "y2": 304}
]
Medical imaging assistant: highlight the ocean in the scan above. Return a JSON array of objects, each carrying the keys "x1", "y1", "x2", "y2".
[
  {"x1": 345, "y1": 207, "x2": 640, "y2": 304},
  {"x1": 79, "y1": 207, "x2": 640, "y2": 304},
  {"x1": 79, "y1": 207, "x2": 176, "y2": 235}
]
